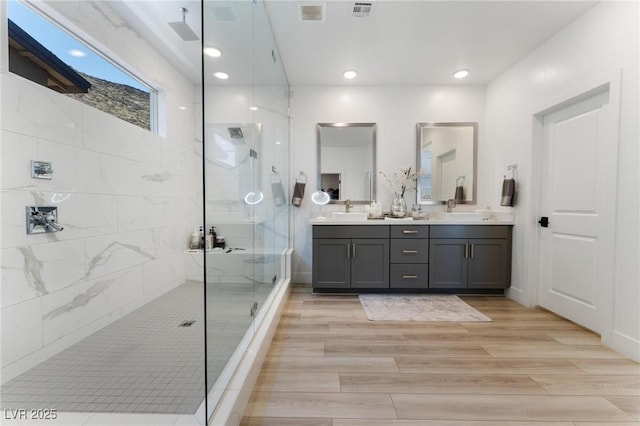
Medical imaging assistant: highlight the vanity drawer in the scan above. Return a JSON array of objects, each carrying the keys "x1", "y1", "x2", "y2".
[
  {"x1": 390, "y1": 239, "x2": 429, "y2": 264},
  {"x1": 390, "y1": 225, "x2": 429, "y2": 239},
  {"x1": 313, "y1": 225, "x2": 389, "y2": 239},
  {"x1": 390, "y1": 264, "x2": 429, "y2": 288},
  {"x1": 430, "y1": 225, "x2": 511, "y2": 239}
]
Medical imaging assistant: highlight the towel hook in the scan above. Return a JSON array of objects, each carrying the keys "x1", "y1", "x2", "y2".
[
  {"x1": 507, "y1": 164, "x2": 517, "y2": 180},
  {"x1": 297, "y1": 171, "x2": 307, "y2": 184}
]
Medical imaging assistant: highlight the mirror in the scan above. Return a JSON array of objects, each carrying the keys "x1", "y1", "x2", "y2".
[
  {"x1": 416, "y1": 122, "x2": 477, "y2": 205},
  {"x1": 317, "y1": 123, "x2": 376, "y2": 204}
]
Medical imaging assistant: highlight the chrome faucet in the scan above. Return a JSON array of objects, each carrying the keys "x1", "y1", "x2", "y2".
[
  {"x1": 446, "y1": 199, "x2": 456, "y2": 213},
  {"x1": 345, "y1": 199, "x2": 353, "y2": 213}
]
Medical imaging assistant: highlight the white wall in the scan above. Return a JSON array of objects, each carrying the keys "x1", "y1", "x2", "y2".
[
  {"x1": 0, "y1": 2, "x2": 199, "y2": 381},
  {"x1": 291, "y1": 86, "x2": 487, "y2": 283},
  {"x1": 485, "y1": 1, "x2": 639, "y2": 360}
]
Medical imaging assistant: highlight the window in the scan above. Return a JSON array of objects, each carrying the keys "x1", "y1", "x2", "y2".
[{"x1": 7, "y1": 0, "x2": 157, "y2": 132}]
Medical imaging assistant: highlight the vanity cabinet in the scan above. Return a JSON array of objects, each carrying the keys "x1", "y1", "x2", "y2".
[
  {"x1": 389, "y1": 225, "x2": 429, "y2": 289},
  {"x1": 429, "y1": 225, "x2": 512, "y2": 289},
  {"x1": 313, "y1": 225, "x2": 389, "y2": 289},
  {"x1": 312, "y1": 223, "x2": 512, "y2": 293}
]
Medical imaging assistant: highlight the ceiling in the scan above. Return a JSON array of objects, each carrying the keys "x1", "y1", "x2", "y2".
[{"x1": 112, "y1": 0, "x2": 597, "y2": 87}]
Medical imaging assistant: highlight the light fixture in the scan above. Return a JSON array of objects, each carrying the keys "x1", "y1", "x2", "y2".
[
  {"x1": 343, "y1": 69, "x2": 357, "y2": 79},
  {"x1": 203, "y1": 47, "x2": 222, "y2": 57},
  {"x1": 178, "y1": 106, "x2": 187, "y2": 111},
  {"x1": 453, "y1": 69, "x2": 469, "y2": 79},
  {"x1": 213, "y1": 72, "x2": 229, "y2": 80},
  {"x1": 249, "y1": 105, "x2": 259, "y2": 111}
]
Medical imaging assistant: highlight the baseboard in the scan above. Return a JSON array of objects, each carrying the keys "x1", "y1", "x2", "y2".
[{"x1": 609, "y1": 330, "x2": 640, "y2": 362}]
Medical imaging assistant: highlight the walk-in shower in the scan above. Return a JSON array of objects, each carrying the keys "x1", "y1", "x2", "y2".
[{"x1": 1, "y1": 0, "x2": 290, "y2": 424}]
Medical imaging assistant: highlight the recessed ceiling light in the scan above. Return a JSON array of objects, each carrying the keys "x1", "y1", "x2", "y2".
[
  {"x1": 68, "y1": 49, "x2": 86, "y2": 57},
  {"x1": 249, "y1": 106, "x2": 259, "y2": 111},
  {"x1": 178, "y1": 106, "x2": 187, "y2": 111},
  {"x1": 343, "y1": 69, "x2": 357, "y2": 79},
  {"x1": 453, "y1": 69, "x2": 469, "y2": 79},
  {"x1": 213, "y1": 72, "x2": 229, "y2": 80},
  {"x1": 204, "y1": 47, "x2": 222, "y2": 57}
]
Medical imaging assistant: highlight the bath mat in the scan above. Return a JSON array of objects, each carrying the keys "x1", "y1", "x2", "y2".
[{"x1": 358, "y1": 294, "x2": 492, "y2": 322}]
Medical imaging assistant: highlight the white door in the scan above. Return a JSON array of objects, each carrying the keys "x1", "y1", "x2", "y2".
[{"x1": 538, "y1": 85, "x2": 618, "y2": 334}]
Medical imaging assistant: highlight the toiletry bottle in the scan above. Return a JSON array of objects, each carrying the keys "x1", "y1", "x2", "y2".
[
  {"x1": 191, "y1": 228, "x2": 200, "y2": 249},
  {"x1": 206, "y1": 228, "x2": 213, "y2": 250},
  {"x1": 199, "y1": 226, "x2": 204, "y2": 250},
  {"x1": 208, "y1": 227, "x2": 215, "y2": 250}
]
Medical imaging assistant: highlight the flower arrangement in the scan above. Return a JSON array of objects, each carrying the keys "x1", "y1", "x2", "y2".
[{"x1": 379, "y1": 166, "x2": 423, "y2": 198}]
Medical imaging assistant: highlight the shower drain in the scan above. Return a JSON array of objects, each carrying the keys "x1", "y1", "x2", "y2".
[{"x1": 178, "y1": 320, "x2": 196, "y2": 327}]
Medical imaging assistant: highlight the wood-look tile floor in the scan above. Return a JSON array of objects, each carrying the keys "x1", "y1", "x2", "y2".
[{"x1": 241, "y1": 285, "x2": 640, "y2": 426}]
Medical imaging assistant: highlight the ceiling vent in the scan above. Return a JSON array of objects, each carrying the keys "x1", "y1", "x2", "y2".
[
  {"x1": 352, "y1": 2, "x2": 372, "y2": 17},
  {"x1": 299, "y1": 3, "x2": 325, "y2": 22}
]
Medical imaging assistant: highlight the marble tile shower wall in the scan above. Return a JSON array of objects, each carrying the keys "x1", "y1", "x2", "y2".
[{"x1": 0, "y1": 73, "x2": 200, "y2": 382}]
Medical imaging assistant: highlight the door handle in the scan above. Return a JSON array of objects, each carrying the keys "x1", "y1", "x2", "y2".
[
  {"x1": 347, "y1": 244, "x2": 351, "y2": 259},
  {"x1": 402, "y1": 250, "x2": 418, "y2": 254},
  {"x1": 538, "y1": 216, "x2": 549, "y2": 227},
  {"x1": 470, "y1": 244, "x2": 474, "y2": 259},
  {"x1": 464, "y1": 243, "x2": 468, "y2": 258},
  {"x1": 352, "y1": 243, "x2": 356, "y2": 258}
]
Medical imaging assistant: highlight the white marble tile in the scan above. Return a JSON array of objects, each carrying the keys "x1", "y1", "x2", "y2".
[
  {"x1": 141, "y1": 164, "x2": 179, "y2": 198},
  {"x1": 35, "y1": 139, "x2": 82, "y2": 193},
  {"x1": 42, "y1": 266, "x2": 144, "y2": 345},
  {"x1": 1, "y1": 239, "x2": 86, "y2": 308},
  {"x1": 185, "y1": 252, "x2": 205, "y2": 282},
  {"x1": 74, "y1": 150, "x2": 142, "y2": 195},
  {"x1": 1, "y1": 74, "x2": 83, "y2": 146},
  {"x1": 0, "y1": 131, "x2": 38, "y2": 191},
  {"x1": 143, "y1": 254, "x2": 182, "y2": 294},
  {"x1": 1, "y1": 297, "x2": 42, "y2": 368},
  {"x1": 1, "y1": 190, "x2": 66, "y2": 249},
  {"x1": 116, "y1": 195, "x2": 166, "y2": 232},
  {"x1": 81, "y1": 103, "x2": 148, "y2": 162},
  {"x1": 0, "y1": 248, "x2": 42, "y2": 308},
  {"x1": 50, "y1": 193, "x2": 118, "y2": 240},
  {"x1": 84, "y1": 230, "x2": 157, "y2": 280},
  {"x1": 137, "y1": 128, "x2": 165, "y2": 166}
]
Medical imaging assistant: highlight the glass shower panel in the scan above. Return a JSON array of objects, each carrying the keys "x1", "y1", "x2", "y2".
[
  {"x1": 203, "y1": 0, "x2": 289, "y2": 420},
  {"x1": 251, "y1": 0, "x2": 291, "y2": 316},
  {"x1": 202, "y1": 0, "x2": 258, "y2": 416}
]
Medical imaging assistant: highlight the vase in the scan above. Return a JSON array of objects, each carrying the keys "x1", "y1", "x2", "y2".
[{"x1": 390, "y1": 196, "x2": 407, "y2": 218}]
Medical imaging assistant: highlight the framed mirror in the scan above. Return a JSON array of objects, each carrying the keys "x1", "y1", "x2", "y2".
[
  {"x1": 317, "y1": 123, "x2": 377, "y2": 204},
  {"x1": 416, "y1": 122, "x2": 477, "y2": 205}
]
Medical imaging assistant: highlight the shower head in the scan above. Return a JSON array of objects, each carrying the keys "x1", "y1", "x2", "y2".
[
  {"x1": 228, "y1": 127, "x2": 244, "y2": 139},
  {"x1": 168, "y1": 7, "x2": 199, "y2": 41}
]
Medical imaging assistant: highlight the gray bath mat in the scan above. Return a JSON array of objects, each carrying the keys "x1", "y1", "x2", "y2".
[{"x1": 359, "y1": 294, "x2": 492, "y2": 322}]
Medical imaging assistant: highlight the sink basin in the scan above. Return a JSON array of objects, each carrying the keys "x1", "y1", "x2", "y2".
[
  {"x1": 430, "y1": 212, "x2": 485, "y2": 222},
  {"x1": 332, "y1": 212, "x2": 368, "y2": 222}
]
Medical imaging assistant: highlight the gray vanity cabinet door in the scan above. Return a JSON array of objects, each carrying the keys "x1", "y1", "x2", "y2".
[
  {"x1": 468, "y1": 238, "x2": 509, "y2": 289},
  {"x1": 351, "y1": 238, "x2": 389, "y2": 288},
  {"x1": 429, "y1": 238, "x2": 467, "y2": 288},
  {"x1": 313, "y1": 238, "x2": 351, "y2": 288}
]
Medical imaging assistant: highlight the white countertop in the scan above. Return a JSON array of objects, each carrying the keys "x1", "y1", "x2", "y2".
[{"x1": 310, "y1": 212, "x2": 514, "y2": 225}]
